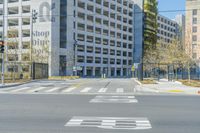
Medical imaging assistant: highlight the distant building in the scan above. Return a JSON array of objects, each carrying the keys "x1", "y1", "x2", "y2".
[
  {"x1": 157, "y1": 14, "x2": 178, "y2": 45},
  {"x1": 185, "y1": 0, "x2": 200, "y2": 61},
  {"x1": 175, "y1": 14, "x2": 185, "y2": 48},
  {"x1": 0, "y1": 0, "x2": 135, "y2": 78}
]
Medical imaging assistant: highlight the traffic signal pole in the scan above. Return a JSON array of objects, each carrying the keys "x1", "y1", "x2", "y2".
[{"x1": 1, "y1": 0, "x2": 5, "y2": 85}]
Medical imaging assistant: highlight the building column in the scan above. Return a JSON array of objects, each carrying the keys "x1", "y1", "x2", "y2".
[
  {"x1": 108, "y1": 67, "x2": 111, "y2": 77},
  {"x1": 121, "y1": 68, "x2": 123, "y2": 77},
  {"x1": 84, "y1": 66, "x2": 87, "y2": 77},
  {"x1": 92, "y1": 67, "x2": 95, "y2": 77},
  {"x1": 114, "y1": 67, "x2": 117, "y2": 77}
]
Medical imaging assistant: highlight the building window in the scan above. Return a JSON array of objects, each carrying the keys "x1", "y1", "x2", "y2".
[
  {"x1": 193, "y1": 9, "x2": 197, "y2": 16},
  {"x1": 193, "y1": 26, "x2": 197, "y2": 33},
  {"x1": 192, "y1": 35, "x2": 197, "y2": 42},
  {"x1": 193, "y1": 18, "x2": 197, "y2": 24}
]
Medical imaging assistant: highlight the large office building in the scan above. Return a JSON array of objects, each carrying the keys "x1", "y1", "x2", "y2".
[
  {"x1": 175, "y1": 14, "x2": 185, "y2": 47},
  {"x1": 157, "y1": 14, "x2": 179, "y2": 45},
  {"x1": 186, "y1": 0, "x2": 200, "y2": 61},
  {"x1": 0, "y1": 0, "x2": 135, "y2": 78}
]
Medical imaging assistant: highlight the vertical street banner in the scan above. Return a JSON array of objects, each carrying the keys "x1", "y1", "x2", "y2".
[{"x1": 31, "y1": 0, "x2": 57, "y2": 63}]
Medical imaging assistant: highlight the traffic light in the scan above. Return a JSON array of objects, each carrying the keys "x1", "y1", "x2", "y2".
[
  {"x1": 0, "y1": 41, "x2": 4, "y2": 53},
  {"x1": 32, "y1": 10, "x2": 38, "y2": 23}
]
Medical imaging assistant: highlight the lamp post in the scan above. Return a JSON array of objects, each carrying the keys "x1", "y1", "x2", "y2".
[
  {"x1": 74, "y1": 40, "x2": 78, "y2": 76},
  {"x1": 1, "y1": 0, "x2": 5, "y2": 85},
  {"x1": 31, "y1": 9, "x2": 38, "y2": 80}
]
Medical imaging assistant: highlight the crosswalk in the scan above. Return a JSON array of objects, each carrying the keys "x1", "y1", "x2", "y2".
[{"x1": 0, "y1": 86, "x2": 135, "y2": 94}]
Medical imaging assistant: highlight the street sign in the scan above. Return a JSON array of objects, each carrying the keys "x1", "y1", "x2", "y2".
[
  {"x1": 76, "y1": 66, "x2": 82, "y2": 71},
  {"x1": 73, "y1": 66, "x2": 82, "y2": 71},
  {"x1": 131, "y1": 66, "x2": 135, "y2": 72},
  {"x1": 134, "y1": 63, "x2": 139, "y2": 69}
]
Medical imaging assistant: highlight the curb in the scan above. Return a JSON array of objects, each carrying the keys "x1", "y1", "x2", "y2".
[
  {"x1": 0, "y1": 80, "x2": 35, "y2": 88},
  {"x1": 132, "y1": 78, "x2": 142, "y2": 85}
]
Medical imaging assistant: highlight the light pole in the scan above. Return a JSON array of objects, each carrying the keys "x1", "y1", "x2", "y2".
[
  {"x1": 74, "y1": 40, "x2": 78, "y2": 76},
  {"x1": 1, "y1": 0, "x2": 5, "y2": 85},
  {"x1": 31, "y1": 9, "x2": 38, "y2": 80}
]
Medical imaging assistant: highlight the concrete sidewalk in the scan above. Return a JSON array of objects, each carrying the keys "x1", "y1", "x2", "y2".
[
  {"x1": 137, "y1": 79, "x2": 200, "y2": 95},
  {"x1": 0, "y1": 80, "x2": 34, "y2": 88}
]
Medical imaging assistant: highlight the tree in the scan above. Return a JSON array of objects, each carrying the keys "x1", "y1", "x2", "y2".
[{"x1": 143, "y1": 0, "x2": 158, "y2": 51}]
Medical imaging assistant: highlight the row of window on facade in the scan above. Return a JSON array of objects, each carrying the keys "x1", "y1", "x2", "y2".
[
  {"x1": 77, "y1": 34, "x2": 133, "y2": 44},
  {"x1": 77, "y1": 12, "x2": 133, "y2": 28},
  {"x1": 157, "y1": 16, "x2": 177, "y2": 27},
  {"x1": 0, "y1": 5, "x2": 30, "y2": 15},
  {"x1": 77, "y1": 56, "x2": 132, "y2": 65},
  {"x1": 0, "y1": 18, "x2": 31, "y2": 27},
  {"x1": 77, "y1": 0, "x2": 133, "y2": 14},
  {"x1": 76, "y1": 21, "x2": 133, "y2": 34},
  {"x1": 157, "y1": 23, "x2": 176, "y2": 33},
  {"x1": 77, "y1": 45, "x2": 132, "y2": 55},
  {"x1": 6, "y1": 65, "x2": 29, "y2": 73},
  {"x1": 0, "y1": 0, "x2": 30, "y2": 4}
]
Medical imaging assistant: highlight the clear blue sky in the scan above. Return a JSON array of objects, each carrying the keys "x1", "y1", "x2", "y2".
[{"x1": 158, "y1": 0, "x2": 185, "y2": 19}]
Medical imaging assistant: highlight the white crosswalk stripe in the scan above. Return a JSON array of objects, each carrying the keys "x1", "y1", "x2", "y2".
[
  {"x1": 45, "y1": 87, "x2": 61, "y2": 93},
  {"x1": 81, "y1": 87, "x2": 92, "y2": 93},
  {"x1": 0, "y1": 86, "x2": 135, "y2": 94},
  {"x1": 98, "y1": 88, "x2": 108, "y2": 93},
  {"x1": 27, "y1": 87, "x2": 46, "y2": 93},
  {"x1": 65, "y1": 116, "x2": 152, "y2": 130},
  {"x1": 9, "y1": 87, "x2": 30, "y2": 93},
  {"x1": 116, "y1": 88, "x2": 124, "y2": 93},
  {"x1": 62, "y1": 87, "x2": 77, "y2": 93},
  {"x1": 90, "y1": 95, "x2": 138, "y2": 103}
]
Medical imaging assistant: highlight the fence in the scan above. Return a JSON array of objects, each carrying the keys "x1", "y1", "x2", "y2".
[{"x1": 142, "y1": 63, "x2": 200, "y2": 81}]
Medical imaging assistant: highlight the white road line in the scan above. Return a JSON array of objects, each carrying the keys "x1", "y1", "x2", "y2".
[
  {"x1": 27, "y1": 87, "x2": 46, "y2": 93},
  {"x1": 116, "y1": 88, "x2": 124, "y2": 93},
  {"x1": 62, "y1": 87, "x2": 76, "y2": 93},
  {"x1": 98, "y1": 88, "x2": 108, "y2": 93},
  {"x1": 9, "y1": 87, "x2": 30, "y2": 93},
  {"x1": 65, "y1": 117, "x2": 151, "y2": 130},
  {"x1": 45, "y1": 87, "x2": 60, "y2": 93},
  {"x1": 81, "y1": 87, "x2": 92, "y2": 93}
]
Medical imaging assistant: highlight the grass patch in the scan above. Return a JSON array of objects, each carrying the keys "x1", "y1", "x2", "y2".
[
  {"x1": 4, "y1": 79, "x2": 30, "y2": 84},
  {"x1": 141, "y1": 79, "x2": 157, "y2": 84},
  {"x1": 168, "y1": 90, "x2": 184, "y2": 93},
  {"x1": 179, "y1": 80, "x2": 200, "y2": 87},
  {"x1": 48, "y1": 76, "x2": 80, "y2": 80}
]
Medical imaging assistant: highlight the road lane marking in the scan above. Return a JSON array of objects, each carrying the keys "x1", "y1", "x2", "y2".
[
  {"x1": 90, "y1": 95, "x2": 138, "y2": 103},
  {"x1": 116, "y1": 88, "x2": 124, "y2": 93},
  {"x1": 27, "y1": 87, "x2": 46, "y2": 93},
  {"x1": 81, "y1": 87, "x2": 92, "y2": 93},
  {"x1": 98, "y1": 88, "x2": 108, "y2": 93},
  {"x1": 65, "y1": 117, "x2": 151, "y2": 130},
  {"x1": 62, "y1": 87, "x2": 76, "y2": 93},
  {"x1": 9, "y1": 87, "x2": 30, "y2": 93},
  {"x1": 45, "y1": 87, "x2": 61, "y2": 93}
]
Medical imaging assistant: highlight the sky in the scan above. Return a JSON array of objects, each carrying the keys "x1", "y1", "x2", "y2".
[{"x1": 158, "y1": 0, "x2": 185, "y2": 19}]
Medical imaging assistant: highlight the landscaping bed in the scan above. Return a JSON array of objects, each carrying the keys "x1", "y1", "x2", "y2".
[{"x1": 179, "y1": 80, "x2": 200, "y2": 87}]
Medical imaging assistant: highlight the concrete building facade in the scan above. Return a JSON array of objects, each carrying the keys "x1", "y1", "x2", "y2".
[
  {"x1": 186, "y1": 0, "x2": 200, "y2": 61},
  {"x1": 0, "y1": 0, "x2": 135, "y2": 78},
  {"x1": 157, "y1": 14, "x2": 178, "y2": 45}
]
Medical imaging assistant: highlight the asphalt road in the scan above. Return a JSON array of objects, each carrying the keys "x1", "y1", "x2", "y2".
[
  {"x1": 0, "y1": 94, "x2": 199, "y2": 133},
  {"x1": 0, "y1": 79, "x2": 199, "y2": 133},
  {"x1": 0, "y1": 78, "x2": 138, "y2": 94}
]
